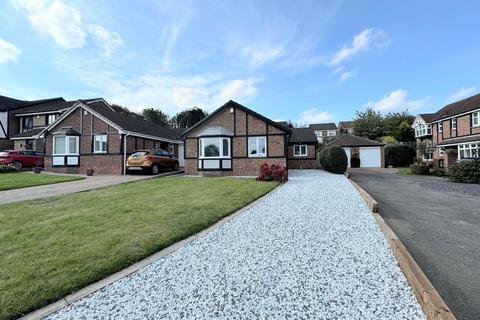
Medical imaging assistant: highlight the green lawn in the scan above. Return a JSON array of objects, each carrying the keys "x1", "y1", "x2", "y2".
[
  {"x1": 397, "y1": 167, "x2": 412, "y2": 175},
  {"x1": 0, "y1": 173, "x2": 84, "y2": 191},
  {"x1": 0, "y1": 177, "x2": 278, "y2": 320}
]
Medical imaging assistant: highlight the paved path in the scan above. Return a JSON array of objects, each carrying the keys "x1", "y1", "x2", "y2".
[
  {"x1": 349, "y1": 168, "x2": 480, "y2": 320},
  {"x1": 0, "y1": 171, "x2": 181, "y2": 205},
  {"x1": 46, "y1": 170, "x2": 424, "y2": 320}
]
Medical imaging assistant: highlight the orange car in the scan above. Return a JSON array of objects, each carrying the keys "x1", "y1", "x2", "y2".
[{"x1": 126, "y1": 149, "x2": 179, "y2": 174}]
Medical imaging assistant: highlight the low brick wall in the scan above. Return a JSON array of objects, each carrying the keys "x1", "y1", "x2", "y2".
[
  {"x1": 185, "y1": 158, "x2": 287, "y2": 176},
  {"x1": 287, "y1": 159, "x2": 318, "y2": 169},
  {"x1": 45, "y1": 154, "x2": 124, "y2": 175}
]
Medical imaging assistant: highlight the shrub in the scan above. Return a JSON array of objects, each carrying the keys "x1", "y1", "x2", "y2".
[
  {"x1": 319, "y1": 145, "x2": 348, "y2": 174},
  {"x1": 385, "y1": 144, "x2": 416, "y2": 167},
  {"x1": 350, "y1": 156, "x2": 361, "y2": 168},
  {"x1": 256, "y1": 163, "x2": 288, "y2": 183},
  {"x1": 410, "y1": 163, "x2": 430, "y2": 175},
  {"x1": 0, "y1": 164, "x2": 18, "y2": 173},
  {"x1": 448, "y1": 160, "x2": 480, "y2": 183},
  {"x1": 432, "y1": 167, "x2": 446, "y2": 177}
]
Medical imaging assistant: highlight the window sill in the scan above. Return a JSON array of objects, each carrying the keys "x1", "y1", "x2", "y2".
[
  {"x1": 293, "y1": 155, "x2": 308, "y2": 157},
  {"x1": 248, "y1": 155, "x2": 267, "y2": 158},
  {"x1": 93, "y1": 151, "x2": 107, "y2": 154}
]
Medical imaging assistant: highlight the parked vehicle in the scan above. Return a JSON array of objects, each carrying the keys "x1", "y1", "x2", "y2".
[
  {"x1": 0, "y1": 150, "x2": 44, "y2": 169},
  {"x1": 126, "y1": 149, "x2": 179, "y2": 174}
]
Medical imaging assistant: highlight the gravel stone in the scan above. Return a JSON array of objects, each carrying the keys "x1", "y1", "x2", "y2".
[
  {"x1": 419, "y1": 179, "x2": 480, "y2": 198},
  {"x1": 46, "y1": 170, "x2": 425, "y2": 320}
]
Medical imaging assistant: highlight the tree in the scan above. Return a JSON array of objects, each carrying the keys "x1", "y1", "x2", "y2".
[
  {"x1": 142, "y1": 108, "x2": 170, "y2": 127},
  {"x1": 170, "y1": 107, "x2": 208, "y2": 128},
  {"x1": 110, "y1": 104, "x2": 144, "y2": 121},
  {"x1": 384, "y1": 111, "x2": 415, "y2": 141},
  {"x1": 353, "y1": 108, "x2": 385, "y2": 140},
  {"x1": 395, "y1": 121, "x2": 415, "y2": 142}
]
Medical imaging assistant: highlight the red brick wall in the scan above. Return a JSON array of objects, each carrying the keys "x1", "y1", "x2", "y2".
[
  {"x1": 185, "y1": 158, "x2": 287, "y2": 176},
  {"x1": 287, "y1": 144, "x2": 317, "y2": 169}
]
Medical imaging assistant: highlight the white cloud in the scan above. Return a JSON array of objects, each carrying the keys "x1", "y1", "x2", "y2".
[
  {"x1": 297, "y1": 108, "x2": 333, "y2": 125},
  {"x1": 330, "y1": 28, "x2": 389, "y2": 65},
  {"x1": 448, "y1": 86, "x2": 477, "y2": 102},
  {"x1": 339, "y1": 71, "x2": 356, "y2": 83},
  {"x1": 11, "y1": 0, "x2": 86, "y2": 49},
  {"x1": 88, "y1": 25, "x2": 124, "y2": 57},
  {"x1": 365, "y1": 89, "x2": 429, "y2": 112},
  {"x1": 0, "y1": 39, "x2": 22, "y2": 63},
  {"x1": 240, "y1": 43, "x2": 285, "y2": 69}
]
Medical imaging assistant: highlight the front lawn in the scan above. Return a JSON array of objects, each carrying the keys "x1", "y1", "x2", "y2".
[
  {"x1": 0, "y1": 177, "x2": 278, "y2": 320},
  {"x1": 397, "y1": 167, "x2": 412, "y2": 175},
  {"x1": 0, "y1": 173, "x2": 84, "y2": 191}
]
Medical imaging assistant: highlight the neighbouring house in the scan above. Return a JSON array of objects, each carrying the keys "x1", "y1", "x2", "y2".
[
  {"x1": 413, "y1": 93, "x2": 480, "y2": 168},
  {"x1": 309, "y1": 123, "x2": 337, "y2": 144},
  {"x1": 327, "y1": 134, "x2": 385, "y2": 168},
  {"x1": 41, "y1": 100, "x2": 183, "y2": 175},
  {"x1": 182, "y1": 100, "x2": 292, "y2": 176},
  {"x1": 288, "y1": 127, "x2": 318, "y2": 169},
  {"x1": 338, "y1": 121, "x2": 353, "y2": 134},
  {"x1": 412, "y1": 113, "x2": 436, "y2": 162}
]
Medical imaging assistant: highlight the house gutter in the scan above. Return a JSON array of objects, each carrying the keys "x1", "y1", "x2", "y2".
[{"x1": 122, "y1": 132, "x2": 129, "y2": 175}]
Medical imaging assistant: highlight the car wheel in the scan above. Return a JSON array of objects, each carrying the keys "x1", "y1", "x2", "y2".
[
  {"x1": 151, "y1": 164, "x2": 160, "y2": 175},
  {"x1": 11, "y1": 161, "x2": 22, "y2": 170},
  {"x1": 173, "y1": 162, "x2": 179, "y2": 171}
]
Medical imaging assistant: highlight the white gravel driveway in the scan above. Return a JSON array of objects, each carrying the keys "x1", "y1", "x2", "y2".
[{"x1": 46, "y1": 170, "x2": 425, "y2": 320}]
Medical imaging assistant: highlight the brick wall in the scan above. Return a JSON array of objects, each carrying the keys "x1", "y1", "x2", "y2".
[
  {"x1": 185, "y1": 158, "x2": 287, "y2": 176},
  {"x1": 287, "y1": 144, "x2": 317, "y2": 169}
]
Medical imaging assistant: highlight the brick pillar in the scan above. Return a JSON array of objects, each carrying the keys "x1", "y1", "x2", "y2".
[{"x1": 444, "y1": 151, "x2": 458, "y2": 168}]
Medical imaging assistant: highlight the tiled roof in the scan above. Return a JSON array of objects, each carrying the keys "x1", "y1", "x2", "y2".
[
  {"x1": 0, "y1": 95, "x2": 28, "y2": 111},
  {"x1": 289, "y1": 128, "x2": 317, "y2": 143},
  {"x1": 309, "y1": 123, "x2": 337, "y2": 130},
  {"x1": 437, "y1": 134, "x2": 480, "y2": 146},
  {"x1": 432, "y1": 93, "x2": 480, "y2": 121},
  {"x1": 418, "y1": 113, "x2": 436, "y2": 123},
  {"x1": 9, "y1": 128, "x2": 44, "y2": 139},
  {"x1": 338, "y1": 121, "x2": 353, "y2": 128},
  {"x1": 328, "y1": 134, "x2": 384, "y2": 147},
  {"x1": 12, "y1": 99, "x2": 74, "y2": 115}
]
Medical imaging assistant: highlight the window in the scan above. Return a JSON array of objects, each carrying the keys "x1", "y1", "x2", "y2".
[
  {"x1": 438, "y1": 147, "x2": 445, "y2": 157},
  {"x1": 22, "y1": 116, "x2": 33, "y2": 132},
  {"x1": 451, "y1": 118, "x2": 457, "y2": 130},
  {"x1": 199, "y1": 137, "x2": 230, "y2": 158},
  {"x1": 327, "y1": 130, "x2": 336, "y2": 137},
  {"x1": 25, "y1": 139, "x2": 34, "y2": 150},
  {"x1": 47, "y1": 114, "x2": 58, "y2": 125},
  {"x1": 438, "y1": 122, "x2": 443, "y2": 133},
  {"x1": 459, "y1": 143, "x2": 480, "y2": 159},
  {"x1": 294, "y1": 145, "x2": 307, "y2": 156},
  {"x1": 415, "y1": 124, "x2": 432, "y2": 137},
  {"x1": 248, "y1": 136, "x2": 266, "y2": 157},
  {"x1": 53, "y1": 136, "x2": 79, "y2": 155},
  {"x1": 93, "y1": 134, "x2": 107, "y2": 153},
  {"x1": 473, "y1": 112, "x2": 480, "y2": 127}
]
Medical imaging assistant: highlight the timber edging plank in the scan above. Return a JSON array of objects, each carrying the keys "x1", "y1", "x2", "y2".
[{"x1": 347, "y1": 175, "x2": 456, "y2": 320}]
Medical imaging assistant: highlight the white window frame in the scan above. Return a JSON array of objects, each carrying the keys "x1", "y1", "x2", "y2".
[
  {"x1": 473, "y1": 112, "x2": 480, "y2": 127},
  {"x1": 93, "y1": 134, "x2": 107, "y2": 154},
  {"x1": 438, "y1": 122, "x2": 443, "y2": 133},
  {"x1": 458, "y1": 142, "x2": 480, "y2": 159},
  {"x1": 199, "y1": 137, "x2": 231, "y2": 159},
  {"x1": 451, "y1": 118, "x2": 457, "y2": 130},
  {"x1": 47, "y1": 114, "x2": 58, "y2": 125},
  {"x1": 248, "y1": 136, "x2": 267, "y2": 157},
  {"x1": 294, "y1": 145, "x2": 308, "y2": 157},
  {"x1": 53, "y1": 135, "x2": 79, "y2": 156},
  {"x1": 438, "y1": 147, "x2": 445, "y2": 157}
]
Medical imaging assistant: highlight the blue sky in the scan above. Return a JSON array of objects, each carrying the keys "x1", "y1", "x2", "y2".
[{"x1": 1, "y1": 0, "x2": 479, "y2": 125}]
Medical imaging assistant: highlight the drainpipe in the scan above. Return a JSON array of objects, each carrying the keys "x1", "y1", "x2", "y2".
[{"x1": 123, "y1": 132, "x2": 130, "y2": 175}]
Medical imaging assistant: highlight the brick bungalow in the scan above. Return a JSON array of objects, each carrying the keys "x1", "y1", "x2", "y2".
[
  {"x1": 182, "y1": 100, "x2": 292, "y2": 176},
  {"x1": 41, "y1": 100, "x2": 182, "y2": 175},
  {"x1": 287, "y1": 127, "x2": 318, "y2": 169}
]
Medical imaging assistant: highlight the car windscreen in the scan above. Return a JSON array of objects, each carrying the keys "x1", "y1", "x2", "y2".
[{"x1": 131, "y1": 151, "x2": 149, "y2": 157}]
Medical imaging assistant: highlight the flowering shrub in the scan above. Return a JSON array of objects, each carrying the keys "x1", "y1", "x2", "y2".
[
  {"x1": 256, "y1": 163, "x2": 288, "y2": 183},
  {"x1": 0, "y1": 164, "x2": 18, "y2": 173}
]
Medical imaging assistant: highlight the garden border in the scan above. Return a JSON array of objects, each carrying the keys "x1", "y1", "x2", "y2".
[
  {"x1": 18, "y1": 183, "x2": 283, "y2": 320},
  {"x1": 348, "y1": 177, "x2": 456, "y2": 320}
]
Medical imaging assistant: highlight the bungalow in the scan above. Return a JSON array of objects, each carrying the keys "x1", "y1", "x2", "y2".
[
  {"x1": 328, "y1": 134, "x2": 385, "y2": 168},
  {"x1": 41, "y1": 100, "x2": 183, "y2": 175},
  {"x1": 413, "y1": 93, "x2": 480, "y2": 167}
]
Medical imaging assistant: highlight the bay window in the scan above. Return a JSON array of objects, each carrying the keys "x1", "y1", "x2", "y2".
[
  {"x1": 199, "y1": 137, "x2": 230, "y2": 158},
  {"x1": 294, "y1": 145, "x2": 307, "y2": 156},
  {"x1": 93, "y1": 134, "x2": 107, "y2": 153},
  {"x1": 248, "y1": 136, "x2": 266, "y2": 157}
]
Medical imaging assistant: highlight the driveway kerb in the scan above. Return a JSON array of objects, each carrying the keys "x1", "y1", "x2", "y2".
[
  {"x1": 347, "y1": 176, "x2": 456, "y2": 320},
  {"x1": 18, "y1": 182, "x2": 282, "y2": 320}
]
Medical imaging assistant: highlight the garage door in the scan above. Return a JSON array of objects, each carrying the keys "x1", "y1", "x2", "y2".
[
  {"x1": 343, "y1": 147, "x2": 351, "y2": 168},
  {"x1": 359, "y1": 147, "x2": 381, "y2": 168}
]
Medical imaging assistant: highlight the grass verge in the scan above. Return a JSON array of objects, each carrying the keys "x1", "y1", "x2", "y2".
[
  {"x1": 0, "y1": 173, "x2": 84, "y2": 191},
  {"x1": 0, "y1": 176, "x2": 278, "y2": 320}
]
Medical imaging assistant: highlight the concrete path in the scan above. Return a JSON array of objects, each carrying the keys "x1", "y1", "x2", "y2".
[
  {"x1": 0, "y1": 171, "x2": 181, "y2": 205},
  {"x1": 46, "y1": 170, "x2": 424, "y2": 320},
  {"x1": 349, "y1": 168, "x2": 480, "y2": 320}
]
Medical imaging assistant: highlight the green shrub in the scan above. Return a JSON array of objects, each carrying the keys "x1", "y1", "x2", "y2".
[
  {"x1": 432, "y1": 167, "x2": 446, "y2": 177},
  {"x1": 319, "y1": 145, "x2": 348, "y2": 174},
  {"x1": 350, "y1": 156, "x2": 360, "y2": 168},
  {"x1": 448, "y1": 160, "x2": 480, "y2": 183},
  {"x1": 410, "y1": 163, "x2": 430, "y2": 175},
  {"x1": 0, "y1": 164, "x2": 18, "y2": 173},
  {"x1": 385, "y1": 144, "x2": 416, "y2": 167}
]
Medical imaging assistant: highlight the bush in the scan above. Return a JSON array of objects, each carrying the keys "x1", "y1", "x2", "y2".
[
  {"x1": 319, "y1": 145, "x2": 348, "y2": 174},
  {"x1": 350, "y1": 156, "x2": 361, "y2": 168},
  {"x1": 410, "y1": 163, "x2": 430, "y2": 175},
  {"x1": 432, "y1": 167, "x2": 446, "y2": 177},
  {"x1": 256, "y1": 163, "x2": 288, "y2": 183},
  {"x1": 448, "y1": 160, "x2": 480, "y2": 183},
  {"x1": 0, "y1": 164, "x2": 18, "y2": 173},
  {"x1": 385, "y1": 144, "x2": 416, "y2": 167}
]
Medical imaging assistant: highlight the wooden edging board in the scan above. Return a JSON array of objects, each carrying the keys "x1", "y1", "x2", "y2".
[{"x1": 347, "y1": 176, "x2": 456, "y2": 320}]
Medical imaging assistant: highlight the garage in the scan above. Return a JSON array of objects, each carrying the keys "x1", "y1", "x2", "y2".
[{"x1": 330, "y1": 134, "x2": 384, "y2": 168}]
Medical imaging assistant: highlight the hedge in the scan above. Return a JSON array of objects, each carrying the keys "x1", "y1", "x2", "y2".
[
  {"x1": 448, "y1": 160, "x2": 480, "y2": 183},
  {"x1": 410, "y1": 164, "x2": 430, "y2": 175},
  {"x1": 385, "y1": 144, "x2": 416, "y2": 167},
  {"x1": 319, "y1": 145, "x2": 348, "y2": 174}
]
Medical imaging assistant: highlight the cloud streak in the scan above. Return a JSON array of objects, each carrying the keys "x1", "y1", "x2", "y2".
[
  {"x1": 0, "y1": 39, "x2": 22, "y2": 63},
  {"x1": 448, "y1": 86, "x2": 477, "y2": 102},
  {"x1": 365, "y1": 89, "x2": 429, "y2": 112}
]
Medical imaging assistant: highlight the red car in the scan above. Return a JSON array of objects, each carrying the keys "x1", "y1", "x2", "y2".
[{"x1": 0, "y1": 150, "x2": 44, "y2": 169}]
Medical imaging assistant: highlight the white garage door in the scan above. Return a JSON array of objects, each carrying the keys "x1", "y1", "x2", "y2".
[
  {"x1": 343, "y1": 147, "x2": 351, "y2": 168},
  {"x1": 359, "y1": 147, "x2": 381, "y2": 168}
]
